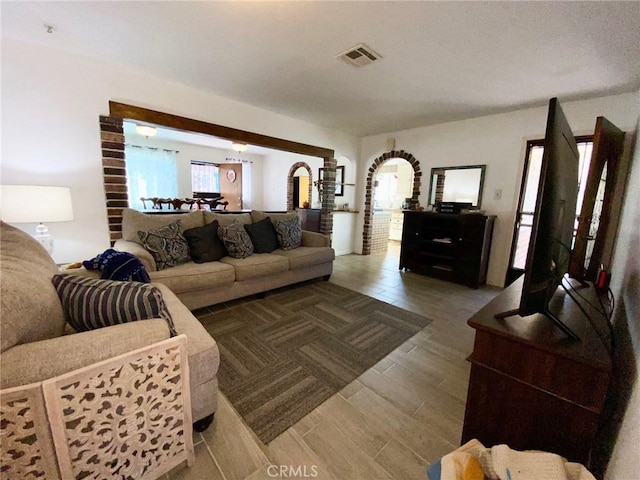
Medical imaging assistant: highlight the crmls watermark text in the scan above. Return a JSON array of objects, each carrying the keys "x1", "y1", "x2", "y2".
[{"x1": 267, "y1": 465, "x2": 319, "y2": 478}]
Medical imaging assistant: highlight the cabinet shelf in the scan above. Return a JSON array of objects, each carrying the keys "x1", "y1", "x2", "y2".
[
  {"x1": 420, "y1": 252, "x2": 455, "y2": 262},
  {"x1": 399, "y1": 212, "x2": 495, "y2": 288}
]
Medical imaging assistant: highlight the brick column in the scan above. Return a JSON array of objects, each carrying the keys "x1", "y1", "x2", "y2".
[
  {"x1": 320, "y1": 157, "x2": 336, "y2": 238},
  {"x1": 99, "y1": 116, "x2": 127, "y2": 244}
]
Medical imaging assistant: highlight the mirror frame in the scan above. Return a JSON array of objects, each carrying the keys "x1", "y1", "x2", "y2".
[{"x1": 428, "y1": 164, "x2": 486, "y2": 208}]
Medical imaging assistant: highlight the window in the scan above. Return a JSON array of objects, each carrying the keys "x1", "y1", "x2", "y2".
[
  {"x1": 507, "y1": 137, "x2": 593, "y2": 282},
  {"x1": 191, "y1": 161, "x2": 219, "y2": 194},
  {"x1": 125, "y1": 145, "x2": 178, "y2": 210}
]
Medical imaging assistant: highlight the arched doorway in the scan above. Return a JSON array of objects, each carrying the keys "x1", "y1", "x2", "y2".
[
  {"x1": 362, "y1": 150, "x2": 421, "y2": 255},
  {"x1": 286, "y1": 162, "x2": 313, "y2": 211}
]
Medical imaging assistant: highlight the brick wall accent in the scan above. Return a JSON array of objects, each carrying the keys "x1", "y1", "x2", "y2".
[
  {"x1": 286, "y1": 162, "x2": 313, "y2": 211},
  {"x1": 319, "y1": 158, "x2": 337, "y2": 238},
  {"x1": 99, "y1": 115, "x2": 127, "y2": 244},
  {"x1": 362, "y1": 151, "x2": 421, "y2": 255}
]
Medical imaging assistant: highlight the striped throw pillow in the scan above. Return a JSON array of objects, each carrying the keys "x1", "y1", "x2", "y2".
[{"x1": 51, "y1": 274, "x2": 177, "y2": 336}]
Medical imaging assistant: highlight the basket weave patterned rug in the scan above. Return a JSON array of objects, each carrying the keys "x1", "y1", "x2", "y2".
[{"x1": 195, "y1": 281, "x2": 432, "y2": 444}]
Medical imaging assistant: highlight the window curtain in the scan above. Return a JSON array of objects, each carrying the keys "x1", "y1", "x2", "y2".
[
  {"x1": 125, "y1": 146, "x2": 178, "y2": 210},
  {"x1": 191, "y1": 161, "x2": 219, "y2": 193}
]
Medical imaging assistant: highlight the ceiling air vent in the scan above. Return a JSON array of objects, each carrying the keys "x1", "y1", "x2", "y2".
[{"x1": 337, "y1": 43, "x2": 382, "y2": 67}]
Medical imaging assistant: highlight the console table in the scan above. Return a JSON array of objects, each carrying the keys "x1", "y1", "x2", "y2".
[{"x1": 461, "y1": 277, "x2": 612, "y2": 466}]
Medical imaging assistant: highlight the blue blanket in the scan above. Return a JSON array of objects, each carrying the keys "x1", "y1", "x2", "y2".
[{"x1": 83, "y1": 249, "x2": 151, "y2": 283}]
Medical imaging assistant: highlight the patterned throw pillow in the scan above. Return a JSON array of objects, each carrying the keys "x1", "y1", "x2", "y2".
[
  {"x1": 217, "y1": 221, "x2": 254, "y2": 259},
  {"x1": 138, "y1": 220, "x2": 190, "y2": 270},
  {"x1": 273, "y1": 216, "x2": 302, "y2": 250},
  {"x1": 51, "y1": 274, "x2": 177, "y2": 336}
]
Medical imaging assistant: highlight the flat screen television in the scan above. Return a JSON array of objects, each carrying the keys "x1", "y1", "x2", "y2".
[{"x1": 496, "y1": 98, "x2": 580, "y2": 340}]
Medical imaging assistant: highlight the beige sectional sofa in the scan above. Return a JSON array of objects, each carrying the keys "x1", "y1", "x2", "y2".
[
  {"x1": 0, "y1": 221, "x2": 220, "y2": 431},
  {"x1": 114, "y1": 209, "x2": 335, "y2": 310}
]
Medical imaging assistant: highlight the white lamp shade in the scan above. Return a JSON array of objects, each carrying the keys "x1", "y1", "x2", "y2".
[{"x1": 1, "y1": 185, "x2": 74, "y2": 223}]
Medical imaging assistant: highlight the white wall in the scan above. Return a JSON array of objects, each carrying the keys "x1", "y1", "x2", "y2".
[
  {"x1": 260, "y1": 150, "x2": 323, "y2": 211},
  {"x1": 335, "y1": 155, "x2": 357, "y2": 212},
  {"x1": 1, "y1": 39, "x2": 360, "y2": 263},
  {"x1": 332, "y1": 213, "x2": 357, "y2": 256},
  {"x1": 604, "y1": 91, "x2": 640, "y2": 480},
  {"x1": 358, "y1": 93, "x2": 639, "y2": 286}
]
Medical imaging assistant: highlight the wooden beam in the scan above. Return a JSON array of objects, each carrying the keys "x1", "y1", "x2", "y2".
[{"x1": 109, "y1": 101, "x2": 334, "y2": 159}]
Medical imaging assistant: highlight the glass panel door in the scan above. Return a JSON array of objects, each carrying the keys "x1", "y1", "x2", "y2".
[{"x1": 505, "y1": 138, "x2": 593, "y2": 286}]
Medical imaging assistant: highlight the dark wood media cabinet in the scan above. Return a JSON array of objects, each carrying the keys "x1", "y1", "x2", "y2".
[
  {"x1": 399, "y1": 211, "x2": 495, "y2": 288},
  {"x1": 462, "y1": 277, "x2": 612, "y2": 467}
]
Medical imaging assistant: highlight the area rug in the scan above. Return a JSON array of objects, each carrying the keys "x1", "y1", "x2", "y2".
[{"x1": 195, "y1": 281, "x2": 432, "y2": 444}]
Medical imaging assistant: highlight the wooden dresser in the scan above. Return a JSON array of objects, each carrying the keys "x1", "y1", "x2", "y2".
[
  {"x1": 399, "y1": 212, "x2": 495, "y2": 288},
  {"x1": 462, "y1": 277, "x2": 612, "y2": 466}
]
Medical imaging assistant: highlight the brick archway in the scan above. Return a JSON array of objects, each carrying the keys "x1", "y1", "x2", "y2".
[
  {"x1": 362, "y1": 150, "x2": 421, "y2": 255},
  {"x1": 286, "y1": 162, "x2": 313, "y2": 211}
]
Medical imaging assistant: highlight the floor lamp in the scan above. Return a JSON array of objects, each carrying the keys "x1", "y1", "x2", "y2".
[{"x1": 0, "y1": 185, "x2": 74, "y2": 256}]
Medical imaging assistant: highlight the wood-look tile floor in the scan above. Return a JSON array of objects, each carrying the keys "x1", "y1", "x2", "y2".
[{"x1": 167, "y1": 242, "x2": 501, "y2": 480}]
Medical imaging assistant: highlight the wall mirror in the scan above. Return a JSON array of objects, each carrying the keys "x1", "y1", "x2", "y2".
[{"x1": 428, "y1": 164, "x2": 486, "y2": 208}]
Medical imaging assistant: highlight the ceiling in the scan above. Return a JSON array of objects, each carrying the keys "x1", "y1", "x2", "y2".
[
  {"x1": 123, "y1": 121, "x2": 275, "y2": 155},
  {"x1": 3, "y1": 1, "x2": 640, "y2": 137}
]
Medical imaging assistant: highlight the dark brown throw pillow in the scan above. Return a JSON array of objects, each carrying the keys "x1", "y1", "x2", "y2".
[
  {"x1": 244, "y1": 217, "x2": 279, "y2": 253},
  {"x1": 184, "y1": 220, "x2": 228, "y2": 263}
]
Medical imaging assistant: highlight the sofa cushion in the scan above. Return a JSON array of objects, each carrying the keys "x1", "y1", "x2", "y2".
[
  {"x1": 204, "y1": 212, "x2": 252, "y2": 227},
  {"x1": 272, "y1": 216, "x2": 303, "y2": 250},
  {"x1": 273, "y1": 246, "x2": 336, "y2": 270},
  {"x1": 51, "y1": 274, "x2": 177, "y2": 336},
  {"x1": 122, "y1": 208, "x2": 204, "y2": 244},
  {"x1": 139, "y1": 220, "x2": 191, "y2": 270},
  {"x1": 219, "y1": 254, "x2": 289, "y2": 281},
  {"x1": 0, "y1": 222, "x2": 66, "y2": 352},
  {"x1": 250, "y1": 210, "x2": 298, "y2": 224},
  {"x1": 183, "y1": 220, "x2": 228, "y2": 263},
  {"x1": 218, "y1": 221, "x2": 254, "y2": 259},
  {"x1": 149, "y1": 261, "x2": 235, "y2": 294},
  {"x1": 244, "y1": 217, "x2": 279, "y2": 253}
]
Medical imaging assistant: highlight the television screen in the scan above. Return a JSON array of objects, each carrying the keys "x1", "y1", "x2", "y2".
[{"x1": 496, "y1": 98, "x2": 580, "y2": 340}]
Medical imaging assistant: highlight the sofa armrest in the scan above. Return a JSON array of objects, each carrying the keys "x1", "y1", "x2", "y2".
[
  {"x1": 114, "y1": 239, "x2": 157, "y2": 272},
  {"x1": 302, "y1": 230, "x2": 331, "y2": 248},
  {"x1": 0, "y1": 319, "x2": 171, "y2": 389}
]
